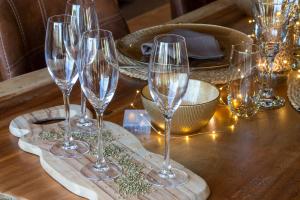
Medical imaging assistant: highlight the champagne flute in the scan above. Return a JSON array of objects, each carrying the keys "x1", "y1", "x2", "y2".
[
  {"x1": 65, "y1": 0, "x2": 99, "y2": 127},
  {"x1": 146, "y1": 34, "x2": 189, "y2": 188},
  {"x1": 253, "y1": 0, "x2": 295, "y2": 109},
  {"x1": 79, "y1": 29, "x2": 121, "y2": 180},
  {"x1": 45, "y1": 14, "x2": 89, "y2": 158}
]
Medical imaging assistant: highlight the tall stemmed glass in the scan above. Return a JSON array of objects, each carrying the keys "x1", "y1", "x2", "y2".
[
  {"x1": 146, "y1": 34, "x2": 189, "y2": 188},
  {"x1": 79, "y1": 29, "x2": 121, "y2": 180},
  {"x1": 253, "y1": 0, "x2": 295, "y2": 109},
  {"x1": 66, "y1": 0, "x2": 99, "y2": 127},
  {"x1": 45, "y1": 14, "x2": 89, "y2": 158}
]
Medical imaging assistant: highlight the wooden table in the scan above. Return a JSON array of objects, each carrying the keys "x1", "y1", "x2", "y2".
[{"x1": 1, "y1": 0, "x2": 299, "y2": 199}]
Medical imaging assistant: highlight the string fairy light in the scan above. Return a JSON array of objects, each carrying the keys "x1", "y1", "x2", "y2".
[
  {"x1": 233, "y1": 115, "x2": 238, "y2": 121},
  {"x1": 130, "y1": 90, "x2": 141, "y2": 108},
  {"x1": 210, "y1": 131, "x2": 218, "y2": 141}
]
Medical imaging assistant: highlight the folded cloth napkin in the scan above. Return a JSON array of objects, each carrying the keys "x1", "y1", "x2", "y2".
[{"x1": 141, "y1": 29, "x2": 224, "y2": 60}]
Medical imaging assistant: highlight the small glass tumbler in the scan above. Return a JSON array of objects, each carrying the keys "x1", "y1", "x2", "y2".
[{"x1": 228, "y1": 44, "x2": 261, "y2": 118}]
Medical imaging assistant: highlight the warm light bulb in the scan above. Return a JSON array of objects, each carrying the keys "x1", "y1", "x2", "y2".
[
  {"x1": 211, "y1": 132, "x2": 217, "y2": 141},
  {"x1": 234, "y1": 115, "x2": 238, "y2": 121},
  {"x1": 157, "y1": 137, "x2": 162, "y2": 144},
  {"x1": 136, "y1": 90, "x2": 140, "y2": 94},
  {"x1": 185, "y1": 136, "x2": 189, "y2": 142},
  {"x1": 233, "y1": 99, "x2": 239, "y2": 108}
]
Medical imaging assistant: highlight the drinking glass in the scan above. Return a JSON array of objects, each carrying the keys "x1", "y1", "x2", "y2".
[
  {"x1": 65, "y1": 0, "x2": 99, "y2": 127},
  {"x1": 45, "y1": 14, "x2": 89, "y2": 158},
  {"x1": 79, "y1": 29, "x2": 121, "y2": 180},
  {"x1": 228, "y1": 44, "x2": 261, "y2": 118},
  {"x1": 253, "y1": 0, "x2": 295, "y2": 109},
  {"x1": 146, "y1": 34, "x2": 189, "y2": 188}
]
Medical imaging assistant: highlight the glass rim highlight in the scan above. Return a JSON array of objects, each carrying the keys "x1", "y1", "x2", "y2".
[
  {"x1": 153, "y1": 34, "x2": 186, "y2": 45},
  {"x1": 66, "y1": 0, "x2": 95, "y2": 6},
  {"x1": 82, "y1": 28, "x2": 114, "y2": 39},
  {"x1": 231, "y1": 43, "x2": 261, "y2": 55},
  {"x1": 47, "y1": 14, "x2": 74, "y2": 24}
]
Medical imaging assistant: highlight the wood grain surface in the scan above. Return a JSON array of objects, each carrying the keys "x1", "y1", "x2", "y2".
[{"x1": 0, "y1": 1, "x2": 300, "y2": 200}]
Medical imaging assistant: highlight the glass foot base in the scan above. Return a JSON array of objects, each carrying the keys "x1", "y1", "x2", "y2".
[
  {"x1": 76, "y1": 118, "x2": 94, "y2": 127},
  {"x1": 50, "y1": 140, "x2": 89, "y2": 158},
  {"x1": 69, "y1": 117, "x2": 97, "y2": 135},
  {"x1": 146, "y1": 168, "x2": 188, "y2": 188},
  {"x1": 80, "y1": 162, "x2": 121, "y2": 181},
  {"x1": 259, "y1": 95, "x2": 285, "y2": 109}
]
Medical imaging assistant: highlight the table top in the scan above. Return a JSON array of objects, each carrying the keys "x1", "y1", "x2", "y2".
[{"x1": 1, "y1": 0, "x2": 300, "y2": 199}]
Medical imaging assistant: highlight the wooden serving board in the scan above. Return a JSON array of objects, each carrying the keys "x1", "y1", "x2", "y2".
[{"x1": 9, "y1": 105, "x2": 210, "y2": 200}]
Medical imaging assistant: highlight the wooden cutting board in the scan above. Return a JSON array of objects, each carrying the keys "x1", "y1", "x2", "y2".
[{"x1": 9, "y1": 105, "x2": 210, "y2": 200}]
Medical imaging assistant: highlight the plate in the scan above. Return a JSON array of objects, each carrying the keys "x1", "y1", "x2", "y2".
[{"x1": 117, "y1": 24, "x2": 252, "y2": 70}]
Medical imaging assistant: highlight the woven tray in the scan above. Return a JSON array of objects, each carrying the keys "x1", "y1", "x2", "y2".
[
  {"x1": 117, "y1": 24, "x2": 252, "y2": 85},
  {"x1": 9, "y1": 105, "x2": 210, "y2": 200}
]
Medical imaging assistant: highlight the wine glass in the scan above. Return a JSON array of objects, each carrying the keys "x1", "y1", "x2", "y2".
[
  {"x1": 228, "y1": 44, "x2": 261, "y2": 118},
  {"x1": 146, "y1": 34, "x2": 189, "y2": 188},
  {"x1": 65, "y1": 0, "x2": 99, "y2": 127},
  {"x1": 45, "y1": 14, "x2": 89, "y2": 158},
  {"x1": 79, "y1": 29, "x2": 121, "y2": 180},
  {"x1": 253, "y1": 0, "x2": 295, "y2": 109}
]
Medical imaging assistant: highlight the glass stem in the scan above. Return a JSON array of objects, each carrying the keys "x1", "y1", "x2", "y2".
[
  {"x1": 161, "y1": 117, "x2": 173, "y2": 177},
  {"x1": 266, "y1": 57, "x2": 273, "y2": 88},
  {"x1": 262, "y1": 56, "x2": 274, "y2": 98},
  {"x1": 63, "y1": 93, "x2": 72, "y2": 148},
  {"x1": 79, "y1": 91, "x2": 87, "y2": 122},
  {"x1": 261, "y1": 42, "x2": 278, "y2": 98},
  {"x1": 95, "y1": 112, "x2": 108, "y2": 171}
]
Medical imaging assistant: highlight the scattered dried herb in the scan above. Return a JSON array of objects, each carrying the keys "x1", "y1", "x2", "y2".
[{"x1": 39, "y1": 129, "x2": 152, "y2": 197}]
